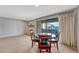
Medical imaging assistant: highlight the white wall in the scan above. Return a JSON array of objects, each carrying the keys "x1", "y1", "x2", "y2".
[{"x1": 0, "y1": 18, "x2": 27, "y2": 38}]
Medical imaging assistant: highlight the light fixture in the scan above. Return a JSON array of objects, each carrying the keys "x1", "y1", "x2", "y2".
[{"x1": 35, "y1": 5, "x2": 39, "y2": 7}]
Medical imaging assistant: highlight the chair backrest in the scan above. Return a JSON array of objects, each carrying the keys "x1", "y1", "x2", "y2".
[
  {"x1": 39, "y1": 35, "x2": 48, "y2": 39},
  {"x1": 56, "y1": 32, "x2": 60, "y2": 41},
  {"x1": 38, "y1": 34, "x2": 52, "y2": 47}
]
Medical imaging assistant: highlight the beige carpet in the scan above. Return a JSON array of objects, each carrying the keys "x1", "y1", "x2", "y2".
[{"x1": 0, "y1": 35, "x2": 77, "y2": 53}]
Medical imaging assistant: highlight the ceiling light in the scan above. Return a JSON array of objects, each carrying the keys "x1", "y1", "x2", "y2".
[{"x1": 35, "y1": 5, "x2": 39, "y2": 7}]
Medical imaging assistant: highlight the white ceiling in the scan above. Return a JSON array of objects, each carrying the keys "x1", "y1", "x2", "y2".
[{"x1": 0, "y1": 5, "x2": 78, "y2": 21}]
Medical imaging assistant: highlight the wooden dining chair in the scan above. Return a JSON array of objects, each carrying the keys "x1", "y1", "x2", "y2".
[
  {"x1": 30, "y1": 33, "x2": 39, "y2": 47},
  {"x1": 50, "y1": 32, "x2": 60, "y2": 50},
  {"x1": 38, "y1": 34, "x2": 52, "y2": 53}
]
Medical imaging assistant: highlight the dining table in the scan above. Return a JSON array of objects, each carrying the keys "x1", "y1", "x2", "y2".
[{"x1": 35, "y1": 33, "x2": 56, "y2": 38}]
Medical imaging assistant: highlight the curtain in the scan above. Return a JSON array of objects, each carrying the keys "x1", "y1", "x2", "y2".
[{"x1": 59, "y1": 12, "x2": 76, "y2": 47}]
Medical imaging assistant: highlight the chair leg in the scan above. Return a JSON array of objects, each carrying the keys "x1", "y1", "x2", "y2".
[
  {"x1": 40, "y1": 49, "x2": 41, "y2": 52},
  {"x1": 56, "y1": 42, "x2": 58, "y2": 50},
  {"x1": 49, "y1": 50, "x2": 51, "y2": 53},
  {"x1": 46, "y1": 49, "x2": 48, "y2": 52},
  {"x1": 32, "y1": 41, "x2": 33, "y2": 47},
  {"x1": 49, "y1": 48, "x2": 51, "y2": 53}
]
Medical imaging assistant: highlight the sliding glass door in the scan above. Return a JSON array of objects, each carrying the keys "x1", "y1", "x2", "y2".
[
  {"x1": 47, "y1": 22, "x2": 59, "y2": 35},
  {"x1": 41, "y1": 18, "x2": 59, "y2": 35},
  {"x1": 36, "y1": 18, "x2": 59, "y2": 35}
]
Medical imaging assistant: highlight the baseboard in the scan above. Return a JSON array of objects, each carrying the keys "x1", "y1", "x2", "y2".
[{"x1": 0, "y1": 34, "x2": 25, "y2": 39}]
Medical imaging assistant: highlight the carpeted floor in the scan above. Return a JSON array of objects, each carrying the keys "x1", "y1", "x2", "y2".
[{"x1": 0, "y1": 35, "x2": 77, "y2": 53}]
